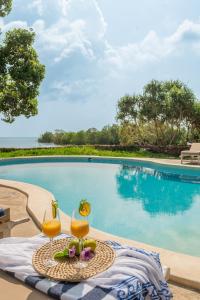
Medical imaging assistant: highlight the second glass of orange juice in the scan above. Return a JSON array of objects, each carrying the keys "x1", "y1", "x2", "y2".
[{"x1": 70, "y1": 209, "x2": 89, "y2": 269}]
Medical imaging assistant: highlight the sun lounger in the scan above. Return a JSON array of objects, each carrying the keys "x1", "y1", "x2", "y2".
[
  {"x1": 181, "y1": 143, "x2": 200, "y2": 164},
  {"x1": 0, "y1": 207, "x2": 29, "y2": 238}
]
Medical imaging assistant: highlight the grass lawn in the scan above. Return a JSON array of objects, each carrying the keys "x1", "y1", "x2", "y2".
[{"x1": 0, "y1": 146, "x2": 177, "y2": 159}]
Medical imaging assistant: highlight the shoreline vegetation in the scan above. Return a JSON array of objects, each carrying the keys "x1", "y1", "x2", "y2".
[
  {"x1": 38, "y1": 80, "x2": 200, "y2": 151},
  {"x1": 0, "y1": 145, "x2": 177, "y2": 159},
  {"x1": 38, "y1": 125, "x2": 120, "y2": 146}
]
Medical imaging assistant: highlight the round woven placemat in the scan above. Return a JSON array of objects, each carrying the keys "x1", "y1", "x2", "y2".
[{"x1": 32, "y1": 238, "x2": 115, "y2": 282}]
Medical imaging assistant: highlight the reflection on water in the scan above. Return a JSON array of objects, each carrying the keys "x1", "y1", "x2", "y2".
[
  {"x1": 0, "y1": 161, "x2": 199, "y2": 256},
  {"x1": 116, "y1": 165, "x2": 200, "y2": 216}
]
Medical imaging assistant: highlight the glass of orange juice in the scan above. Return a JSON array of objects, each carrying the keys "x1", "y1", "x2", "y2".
[
  {"x1": 70, "y1": 209, "x2": 89, "y2": 269},
  {"x1": 42, "y1": 207, "x2": 61, "y2": 267}
]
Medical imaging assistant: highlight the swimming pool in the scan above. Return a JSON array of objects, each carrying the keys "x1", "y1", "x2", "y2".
[{"x1": 0, "y1": 157, "x2": 199, "y2": 257}]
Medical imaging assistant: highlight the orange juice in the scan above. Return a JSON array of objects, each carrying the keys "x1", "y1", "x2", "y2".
[
  {"x1": 71, "y1": 220, "x2": 89, "y2": 239},
  {"x1": 42, "y1": 219, "x2": 61, "y2": 238}
]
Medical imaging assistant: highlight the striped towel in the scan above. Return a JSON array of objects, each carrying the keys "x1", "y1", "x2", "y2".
[
  {"x1": 0, "y1": 234, "x2": 172, "y2": 300},
  {"x1": 0, "y1": 207, "x2": 5, "y2": 217}
]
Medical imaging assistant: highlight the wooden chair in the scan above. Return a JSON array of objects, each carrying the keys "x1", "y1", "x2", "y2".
[
  {"x1": 181, "y1": 143, "x2": 200, "y2": 164},
  {"x1": 0, "y1": 207, "x2": 29, "y2": 238}
]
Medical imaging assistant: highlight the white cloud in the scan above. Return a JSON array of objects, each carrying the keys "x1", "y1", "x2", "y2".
[
  {"x1": 104, "y1": 20, "x2": 200, "y2": 71},
  {"x1": 52, "y1": 78, "x2": 98, "y2": 101},
  {"x1": 57, "y1": 0, "x2": 71, "y2": 16},
  {"x1": 33, "y1": 18, "x2": 96, "y2": 61},
  {"x1": 28, "y1": 0, "x2": 43, "y2": 16},
  {"x1": 63, "y1": 0, "x2": 107, "y2": 40},
  {"x1": 1, "y1": 20, "x2": 28, "y2": 33},
  {"x1": 92, "y1": 0, "x2": 107, "y2": 38},
  {"x1": 28, "y1": 0, "x2": 107, "y2": 63},
  {"x1": 167, "y1": 19, "x2": 200, "y2": 44},
  {"x1": 1, "y1": 0, "x2": 200, "y2": 104},
  {"x1": 28, "y1": 0, "x2": 71, "y2": 17},
  {"x1": 2, "y1": 0, "x2": 200, "y2": 70}
]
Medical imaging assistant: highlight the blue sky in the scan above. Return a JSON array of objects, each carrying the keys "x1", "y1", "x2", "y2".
[{"x1": 0, "y1": 0, "x2": 200, "y2": 137}]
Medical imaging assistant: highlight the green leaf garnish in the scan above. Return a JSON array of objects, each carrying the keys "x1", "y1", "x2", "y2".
[
  {"x1": 54, "y1": 248, "x2": 69, "y2": 259},
  {"x1": 63, "y1": 248, "x2": 69, "y2": 256}
]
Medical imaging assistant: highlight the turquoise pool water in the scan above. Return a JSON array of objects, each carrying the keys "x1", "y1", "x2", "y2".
[{"x1": 0, "y1": 157, "x2": 199, "y2": 256}]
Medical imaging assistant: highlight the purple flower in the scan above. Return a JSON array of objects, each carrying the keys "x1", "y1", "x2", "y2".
[
  {"x1": 69, "y1": 246, "x2": 76, "y2": 258},
  {"x1": 80, "y1": 247, "x2": 94, "y2": 261}
]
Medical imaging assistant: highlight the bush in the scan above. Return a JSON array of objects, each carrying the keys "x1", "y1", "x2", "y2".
[{"x1": 38, "y1": 125, "x2": 120, "y2": 146}]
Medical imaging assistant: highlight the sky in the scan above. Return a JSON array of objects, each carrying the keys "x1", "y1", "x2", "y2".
[{"x1": 0, "y1": 0, "x2": 200, "y2": 137}]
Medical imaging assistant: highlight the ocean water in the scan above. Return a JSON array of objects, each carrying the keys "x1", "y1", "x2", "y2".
[
  {"x1": 0, "y1": 137, "x2": 55, "y2": 148},
  {"x1": 0, "y1": 157, "x2": 199, "y2": 257}
]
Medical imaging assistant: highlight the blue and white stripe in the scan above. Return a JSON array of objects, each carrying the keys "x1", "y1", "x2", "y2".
[{"x1": 0, "y1": 235, "x2": 172, "y2": 300}]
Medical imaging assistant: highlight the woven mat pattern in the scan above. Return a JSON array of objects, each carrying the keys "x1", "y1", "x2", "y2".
[{"x1": 32, "y1": 238, "x2": 115, "y2": 282}]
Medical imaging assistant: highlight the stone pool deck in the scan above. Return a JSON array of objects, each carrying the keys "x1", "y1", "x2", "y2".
[
  {"x1": 0, "y1": 186, "x2": 48, "y2": 300},
  {"x1": 0, "y1": 182, "x2": 200, "y2": 300}
]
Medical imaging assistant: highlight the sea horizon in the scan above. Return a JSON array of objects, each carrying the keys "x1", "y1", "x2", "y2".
[{"x1": 0, "y1": 137, "x2": 55, "y2": 148}]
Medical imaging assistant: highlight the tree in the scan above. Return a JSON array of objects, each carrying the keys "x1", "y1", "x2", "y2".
[
  {"x1": 38, "y1": 131, "x2": 54, "y2": 143},
  {"x1": 0, "y1": 0, "x2": 12, "y2": 17},
  {"x1": 189, "y1": 102, "x2": 200, "y2": 141},
  {"x1": 53, "y1": 130, "x2": 65, "y2": 144},
  {"x1": 0, "y1": 1, "x2": 45, "y2": 123},
  {"x1": 98, "y1": 125, "x2": 120, "y2": 145},
  {"x1": 73, "y1": 131, "x2": 86, "y2": 145},
  {"x1": 86, "y1": 128, "x2": 98, "y2": 144},
  {"x1": 117, "y1": 80, "x2": 200, "y2": 146},
  {"x1": 0, "y1": 28, "x2": 45, "y2": 122},
  {"x1": 117, "y1": 95, "x2": 140, "y2": 124}
]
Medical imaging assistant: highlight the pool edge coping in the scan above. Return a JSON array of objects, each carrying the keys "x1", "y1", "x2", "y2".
[
  {"x1": 0, "y1": 178, "x2": 199, "y2": 291},
  {"x1": 0, "y1": 154, "x2": 200, "y2": 169}
]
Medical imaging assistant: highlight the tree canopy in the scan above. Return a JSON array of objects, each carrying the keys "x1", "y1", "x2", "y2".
[
  {"x1": 117, "y1": 80, "x2": 200, "y2": 146},
  {"x1": 0, "y1": 28, "x2": 45, "y2": 122},
  {"x1": 0, "y1": 0, "x2": 12, "y2": 17},
  {"x1": 0, "y1": 0, "x2": 45, "y2": 123}
]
